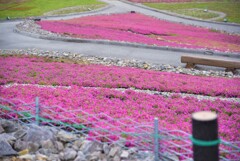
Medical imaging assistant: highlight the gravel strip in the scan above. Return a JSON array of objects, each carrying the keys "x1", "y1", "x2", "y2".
[
  {"x1": 0, "y1": 48, "x2": 238, "y2": 78},
  {"x1": 2, "y1": 84, "x2": 240, "y2": 103}
]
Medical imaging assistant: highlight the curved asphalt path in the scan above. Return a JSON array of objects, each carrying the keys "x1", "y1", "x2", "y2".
[{"x1": 0, "y1": 0, "x2": 240, "y2": 69}]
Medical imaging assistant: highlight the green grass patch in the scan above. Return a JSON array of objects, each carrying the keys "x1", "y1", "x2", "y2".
[
  {"x1": 174, "y1": 9, "x2": 219, "y2": 20},
  {"x1": 44, "y1": 4, "x2": 107, "y2": 16},
  {"x1": 144, "y1": 1, "x2": 240, "y2": 23},
  {"x1": 0, "y1": 0, "x2": 105, "y2": 19}
]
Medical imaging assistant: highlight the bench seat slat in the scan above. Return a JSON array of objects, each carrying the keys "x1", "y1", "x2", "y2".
[{"x1": 181, "y1": 55, "x2": 240, "y2": 69}]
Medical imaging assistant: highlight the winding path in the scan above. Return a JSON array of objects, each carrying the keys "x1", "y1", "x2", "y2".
[{"x1": 0, "y1": 0, "x2": 240, "y2": 68}]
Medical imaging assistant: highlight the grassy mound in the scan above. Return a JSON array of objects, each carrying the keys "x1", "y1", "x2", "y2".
[
  {"x1": 143, "y1": 1, "x2": 240, "y2": 23},
  {"x1": 0, "y1": 0, "x2": 105, "y2": 19}
]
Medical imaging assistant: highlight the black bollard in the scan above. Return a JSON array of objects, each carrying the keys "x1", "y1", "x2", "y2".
[
  {"x1": 192, "y1": 111, "x2": 220, "y2": 161},
  {"x1": 33, "y1": 18, "x2": 41, "y2": 22}
]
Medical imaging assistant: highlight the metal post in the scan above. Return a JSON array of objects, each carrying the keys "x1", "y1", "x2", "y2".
[
  {"x1": 154, "y1": 117, "x2": 159, "y2": 161},
  {"x1": 192, "y1": 111, "x2": 219, "y2": 161},
  {"x1": 35, "y1": 97, "x2": 40, "y2": 125}
]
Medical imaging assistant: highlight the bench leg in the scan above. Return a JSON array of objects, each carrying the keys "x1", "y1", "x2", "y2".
[
  {"x1": 226, "y1": 68, "x2": 236, "y2": 74},
  {"x1": 186, "y1": 63, "x2": 195, "y2": 69}
]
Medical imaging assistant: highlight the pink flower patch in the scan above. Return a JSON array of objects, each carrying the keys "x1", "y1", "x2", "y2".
[{"x1": 37, "y1": 13, "x2": 240, "y2": 53}]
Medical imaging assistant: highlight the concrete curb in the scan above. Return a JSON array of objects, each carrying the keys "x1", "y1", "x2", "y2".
[
  {"x1": 119, "y1": 0, "x2": 240, "y2": 27},
  {"x1": 14, "y1": 26, "x2": 240, "y2": 58},
  {"x1": 0, "y1": 4, "x2": 113, "y2": 23}
]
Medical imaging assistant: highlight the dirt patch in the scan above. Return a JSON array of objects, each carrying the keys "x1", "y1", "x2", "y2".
[
  {"x1": 0, "y1": 0, "x2": 27, "y2": 4},
  {"x1": 8, "y1": 6, "x2": 34, "y2": 11}
]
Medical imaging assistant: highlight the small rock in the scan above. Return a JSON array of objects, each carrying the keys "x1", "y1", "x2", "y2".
[
  {"x1": 74, "y1": 155, "x2": 87, "y2": 161},
  {"x1": 28, "y1": 142, "x2": 40, "y2": 153},
  {"x1": 120, "y1": 150, "x2": 129, "y2": 159},
  {"x1": 37, "y1": 148, "x2": 51, "y2": 156},
  {"x1": 79, "y1": 140, "x2": 93, "y2": 154},
  {"x1": 103, "y1": 143, "x2": 110, "y2": 154},
  {"x1": 108, "y1": 146, "x2": 120, "y2": 157},
  {"x1": 48, "y1": 154, "x2": 61, "y2": 161},
  {"x1": 0, "y1": 133, "x2": 16, "y2": 145},
  {"x1": 23, "y1": 125, "x2": 55, "y2": 143},
  {"x1": 13, "y1": 129, "x2": 27, "y2": 139},
  {"x1": 57, "y1": 130, "x2": 77, "y2": 142},
  {"x1": 128, "y1": 147, "x2": 138, "y2": 154},
  {"x1": 113, "y1": 155, "x2": 121, "y2": 161},
  {"x1": 41, "y1": 139, "x2": 54, "y2": 150},
  {"x1": 54, "y1": 141, "x2": 64, "y2": 151},
  {"x1": 89, "y1": 151, "x2": 102, "y2": 161},
  {"x1": 0, "y1": 125, "x2": 5, "y2": 133},
  {"x1": 74, "y1": 151, "x2": 86, "y2": 161},
  {"x1": 73, "y1": 139, "x2": 83, "y2": 148},
  {"x1": 35, "y1": 153, "x2": 48, "y2": 161},
  {"x1": 0, "y1": 140, "x2": 18, "y2": 156},
  {"x1": 14, "y1": 140, "x2": 28, "y2": 151},
  {"x1": 1, "y1": 120, "x2": 19, "y2": 133},
  {"x1": 62, "y1": 148, "x2": 77, "y2": 160},
  {"x1": 19, "y1": 154, "x2": 35, "y2": 160}
]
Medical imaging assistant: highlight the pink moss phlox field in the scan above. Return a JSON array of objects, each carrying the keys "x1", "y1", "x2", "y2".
[
  {"x1": 0, "y1": 56, "x2": 240, "y2": 97},
  {"x1": 129, "y1": 0, "x2": 212, "y2": 3},
  {"x1": 37, "y1": 13, "x2": 240, "y2": 53},
  {"x1": 0, "y1": 85, "x2": 239, "y2": 142}
]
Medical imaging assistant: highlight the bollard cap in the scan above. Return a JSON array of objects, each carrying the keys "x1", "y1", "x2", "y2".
[{"x1": 192, "y1": 111, "x2": 217, "y2": 121}]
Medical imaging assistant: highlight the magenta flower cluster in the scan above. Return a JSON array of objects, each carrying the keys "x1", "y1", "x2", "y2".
[
  {"x1": 129, "y1": 0, "x2": 215, "y2": 3},
  {"x1": 37, "y1": 13, "x2": 240, "y2": 53},
  {"x1": 0, "y1": 56, "x2": 239, "y2": 97},
  {"x1": 0, "y1": 85, "x2": 239, "y2": 142}
]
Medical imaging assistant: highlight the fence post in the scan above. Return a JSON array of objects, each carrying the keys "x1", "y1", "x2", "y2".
[
  {"x1": 192, "y1": 111, "x2": 219, "y2": 161},
  {"x1": 35, "y1": 97, "x2": 40, "y2": 126},
  {"x1": 154, "y1": 117, "x2": 159, "y2": 161}
]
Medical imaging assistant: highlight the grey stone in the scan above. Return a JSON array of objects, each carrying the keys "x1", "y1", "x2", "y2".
[
  {"x1": 54, "y1": 141, "x2": 64, "y2": 152},
  {"x1": 28, "y1": 142, "x2": 40, "y2": 153},
  {"x1": 108, "y1": 146, "x2": 120, "y2": 157},
  {"x1": 48, "y1": 154, "x2": 61, "y2": 161},
  {"x1": 13, "y1": 129, "x2": 27, "y2": 139},
  {"x1": 74, "y1": 151, "x2": 86, "y2": 161},
  {"x1": 113, "y1": 155, "x2": 121, "y2": 161},
  {"x1": 74, "y1": 157, "x2": 87, "y2": 161},
  {"x1": 73, "y1": 139, "x2": 83, "y2": 148},
  {"x1": 19, "y1": 154, "x2": 35, "y2": 160},
  {"x1": 120, "y1": 150, "x2": 129, "y2": 159},
  {"x1": 103, "y1": 143, "x2": 110, "y2": 155},
  {"x1": 0, "y1": 133, "x2": 16, "y2": 145},
  {"x1": 35, "y1": 153, "x2": 48, "y2": 161},
  {"x1": 57, "y1": 130, "x2": 77, "y2": 142},
  {"x1": 14, "y1": 140, "x2": 28, "y2": 151},
  {"x1": 89, "y1": 151, "x2": 102, "y2": 161},
  {"x1": 23, "y1": 124, "x2": 55, "y2": 143},
  {"x1": 0, "y1": 125, "x2": 4, "y2": 134},
  {"x1": 62, "y1": 148, "x2": 77, "y2": 160},
  {"x1": 37, "y1": 148, "x2": 52, "y2": 156},
  {"x1": 1, "y1": 120, "x2": 19, "y2": 133},
  {"x1": 128, "y1": 147, "x2": 138, "y2": 154},
  {"x1": 41, "y1": 139, "x2": 54, "y2": 149},
  {"x1": 79, "y1": 140, "x2": 93, "y2": 154},
  {"x1": 0, "y1": 141, "x2": 18, "y2": 156}
]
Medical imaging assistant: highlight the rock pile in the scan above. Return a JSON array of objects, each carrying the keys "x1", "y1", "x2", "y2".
[{"x1": 0, "y1": 119, "x2": 178, "y2": 161}]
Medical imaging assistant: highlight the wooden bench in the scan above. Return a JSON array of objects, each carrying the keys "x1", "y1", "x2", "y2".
[{"x1": 181, "y1": 55, "x2": 240, "y2": 73}]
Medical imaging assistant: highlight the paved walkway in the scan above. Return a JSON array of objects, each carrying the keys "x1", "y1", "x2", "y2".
[{"x1": 0, "y1": 0, "x2": 239, "y2": 68}]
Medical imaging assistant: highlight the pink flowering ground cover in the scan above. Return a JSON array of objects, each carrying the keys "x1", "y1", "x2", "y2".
[
  {"x1": 0, "y1": 56, "x2": 240, "y2": 97},
  {"x1": 37, "y1": 13, "x2": 240, "y2": 53},
  {"x1": 129, "y1": 0, "x2": 214, "y2": 3},
  {"x1": 0, "y1": 85, "x2": 239, "y2": 142}
]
